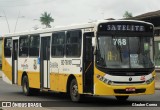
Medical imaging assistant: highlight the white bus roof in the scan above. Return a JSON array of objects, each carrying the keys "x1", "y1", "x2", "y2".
[{"x1": 3, "y1": 19, "x2": 153, "y2": 37}]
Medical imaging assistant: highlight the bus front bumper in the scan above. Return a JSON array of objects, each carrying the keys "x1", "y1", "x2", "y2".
[{"x1": 94, "y1": 80, "x2": 155, "y2": 96}]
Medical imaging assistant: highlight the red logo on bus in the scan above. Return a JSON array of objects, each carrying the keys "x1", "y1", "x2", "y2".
[{"x1": 140, "y1": 76, "x2": 145, "y2": 81}]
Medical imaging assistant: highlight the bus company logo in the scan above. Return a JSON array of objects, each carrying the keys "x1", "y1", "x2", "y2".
[
  {"x1": 140, "y1": 76, "x2": 145, "y2": 81},
  {"x1": 33, "y1": 59, "x2": 37, "y2": 70},
  {"x1": 129, "y1": 77, "x2": 132, "y2": 81},
  {"x1": 21, "y1": 59, "x2": 28, "y2": 70}
]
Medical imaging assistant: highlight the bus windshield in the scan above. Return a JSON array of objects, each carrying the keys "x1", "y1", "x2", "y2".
[{"x1": 96, "y1": 35, "x2": 154, "y2": 69}]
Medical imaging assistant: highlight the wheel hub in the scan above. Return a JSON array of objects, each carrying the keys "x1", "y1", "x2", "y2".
[{"x1": 72, "y1": 84, "x2": 78, "y2": 97}]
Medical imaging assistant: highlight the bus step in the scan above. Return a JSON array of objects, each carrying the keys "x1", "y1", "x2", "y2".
[{"x1": 40, "y1": 88, "x2": 50, "y2": 92}]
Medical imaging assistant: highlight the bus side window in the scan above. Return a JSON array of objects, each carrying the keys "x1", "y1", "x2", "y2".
[
  {"x1": 19, "y1": 36, "x2": 29, "y2": 57},
  {"x1": 66, "y1": 30, "x2": 82, "y2": 57},
  {"x1": 29, "y1": 35, "x2": 40, "y2": 57},
  {"x1": 51, "y1": 32, "x2": 65, "y2": 57},
  {"x1": 4, "y1": 38, "x2": 12, "y2": 57}
]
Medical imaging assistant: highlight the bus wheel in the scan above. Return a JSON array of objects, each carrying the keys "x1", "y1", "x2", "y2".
[
  {"x1": 70, "y1": 78, "x2": 82, "y2": 102},
  {"x1": 22, "y1": 76, "x2": 31, "y2": 96},
  {"x1": 116, "y1": 96, "x2": 129, "y2": 101}
]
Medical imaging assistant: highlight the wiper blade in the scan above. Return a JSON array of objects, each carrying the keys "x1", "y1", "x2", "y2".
[{"x1": 115, "y1": 39, "x2": 122, "y2": 62}]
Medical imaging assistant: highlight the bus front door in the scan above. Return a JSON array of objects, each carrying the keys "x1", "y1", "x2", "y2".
[
  {"x1": 40, "y1": 37, "x2": 50, "y2": 89},
  {"x1": 12, "y1": 40, "x2": 18, "y2": 84},
  {"x1": 83, "y1": 33, "x2": 94, "y2": 93}
]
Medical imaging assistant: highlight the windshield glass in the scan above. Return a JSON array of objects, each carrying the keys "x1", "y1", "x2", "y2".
[{"x1": 96, "y1": 36, "x2": 154, "y2": 69}]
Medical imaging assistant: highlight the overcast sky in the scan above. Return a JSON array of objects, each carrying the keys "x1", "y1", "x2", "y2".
[{"x1": 0, "y1": 0, "x2": 159, "y2": 35}]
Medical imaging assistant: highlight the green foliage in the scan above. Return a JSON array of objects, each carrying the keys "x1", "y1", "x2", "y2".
[
  {"x1": 40, "y1": 12, "x2": 54, "y2": 28},
  {"x1": 123, "y1": 11, "x2": 133, "y2": 18}
]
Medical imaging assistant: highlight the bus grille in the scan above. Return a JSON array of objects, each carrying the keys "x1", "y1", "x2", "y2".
[
  {"x1": 113, "y1": 81, "x2": 145, "y2": 85},
  {"x1": 108, "y1": 71, "x2": 150, "y2": 76},
  {"x1": 114, "y1": 89, "x2": 146, "y2": 94}
]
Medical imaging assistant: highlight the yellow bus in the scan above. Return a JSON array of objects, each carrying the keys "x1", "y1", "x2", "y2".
[{"x1": 2, "y1": 20, "x2": 155, "y2": 102}]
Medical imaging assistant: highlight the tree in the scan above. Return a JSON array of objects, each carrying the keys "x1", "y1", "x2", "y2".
[
  {"x1": 123, "y1": 11, "x2": 133, "y2": 19},
  {"x1": 40, "y1": 12, "x2": 54, "y2": 28}
]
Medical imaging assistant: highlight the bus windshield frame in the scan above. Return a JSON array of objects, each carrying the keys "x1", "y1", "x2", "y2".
[{"x1": 96, "y1": 21, "x2": 154, "y2": 71}]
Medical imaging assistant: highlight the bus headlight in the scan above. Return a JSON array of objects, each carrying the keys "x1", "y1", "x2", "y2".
[
  {"x1": 108, "y1": 80, "x2": 113, "y2": 85},
  {"x1": 96, "y1": 75, "x2": 113, "y2": 85},
  {"x1": 146, "y1": 77, "x2": 154, "y2": 84}
]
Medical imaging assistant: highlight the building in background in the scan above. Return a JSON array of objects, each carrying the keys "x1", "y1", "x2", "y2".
[{"x1": 130, "y1": 10, "x2": 160, "y2": 68}]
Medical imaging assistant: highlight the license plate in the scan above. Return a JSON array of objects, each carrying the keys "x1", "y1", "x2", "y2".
[{"x1": 126, "y1": 88, "x2": 136, "y2": 92}]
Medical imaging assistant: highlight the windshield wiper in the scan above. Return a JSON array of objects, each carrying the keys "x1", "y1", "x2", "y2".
[{"x1": 115, "y1": 38, "x2": 122, "y2": 62}]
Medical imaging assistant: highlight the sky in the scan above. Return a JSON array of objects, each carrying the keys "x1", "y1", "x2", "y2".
[{"x1": 0, "y1": 0, "x2": 160, "y2": 35}]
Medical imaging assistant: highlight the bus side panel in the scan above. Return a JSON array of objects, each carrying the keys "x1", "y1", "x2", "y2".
[
  {"x1": 49, "y1": 57, "x2": 63, "y2": 91},
  {"x1": 27, "y1": 58, "x2": 40, "y2": 89},
  {"x1": 2, "y1": 58, "x2": 12, "y2": 83},
  {"x1": 49, "y1": 57, "x2": 83, "y2": 93},
  {"x1": 58, "y1": 58, "x2": 83, "y2": 94},
  {"x1": 50, "y1": 73, "x2": 68, "y2": 92},
  {"x1": 50, "y1": 73, "x2": 58, "y2": 91},
  {"x1": 2, "y1": 38, "x2": 12, "y2": 83},
  {"x1": 50, "y1": 73, "x2": 83, "y2": 93},
  {"x1": 57, "y1": 74, "x2": 83, "y2": 94},
  {"x1": 17, "y1": 70, "x2": 40, "y2": 89},
  {"x1": 18, "y1": 58, "x2": 40, "y2": 89},
  {"x1": 75, "y1": 74, "x2": 83, "y2": 94},
  {"x1": 56, "y1": 74, "x2": 68, "y2": 92},
  {"x1": 27, "y1": 71, "x2": 40, "y2": 89},
  {"x1": 17, "y1": 70, "x2": 23, "y2": 86}
]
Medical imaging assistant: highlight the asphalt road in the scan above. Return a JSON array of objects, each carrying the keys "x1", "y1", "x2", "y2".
[{"x1": 0, "y1": 78, "x2": 160, "y2": 110}]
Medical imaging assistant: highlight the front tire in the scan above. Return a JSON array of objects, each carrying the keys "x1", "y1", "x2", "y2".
[
  {"x1": 70, "y1": 78, "x2": 82, "y2": 102},
  {"x1": 116, "y1": 96, "x2": 129, "y2": 101}
]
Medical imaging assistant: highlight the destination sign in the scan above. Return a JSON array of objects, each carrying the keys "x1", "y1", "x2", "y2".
[
  {"x1": 98, "y1": 22, "x2": 153, "y2": 33},
  {"x1": 106, "y1": 25, "x2": 145, "y2": 32}
]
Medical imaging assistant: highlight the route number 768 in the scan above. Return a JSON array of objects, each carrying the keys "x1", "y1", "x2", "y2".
[{"x1": 113, "y1": 38, "x2": 127, "y2": 46}]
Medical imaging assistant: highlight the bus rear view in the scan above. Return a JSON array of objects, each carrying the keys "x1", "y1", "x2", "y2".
[{"x1": 94, "y1": 20, "x2": 155, "y2": 100}]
